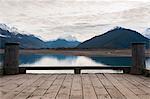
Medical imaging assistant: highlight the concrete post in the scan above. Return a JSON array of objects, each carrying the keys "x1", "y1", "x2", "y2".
[
  {"x1": 130, "y1": 43, "x2": 146, "y2": 74},
  {"x1": 4, "y1": 43, "x2": 19, "y2": 75}
]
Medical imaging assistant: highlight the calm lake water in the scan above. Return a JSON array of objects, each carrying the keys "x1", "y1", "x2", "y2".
[{"x1": 0, "y1": 54, "x2": 150, "y2": 73}]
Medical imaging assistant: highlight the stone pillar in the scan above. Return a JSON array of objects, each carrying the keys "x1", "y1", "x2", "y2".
[
  {"x1": 4, "y1": 43, "x2": 19, "y2": 75},
  {"x1": 130, "y1": 43, "x2": 146, "y2": 74}
]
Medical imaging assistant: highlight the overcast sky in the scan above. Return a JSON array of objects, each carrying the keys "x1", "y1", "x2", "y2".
[{"x1": 0, "y1": 0, "x2": 150, "y2": 41}]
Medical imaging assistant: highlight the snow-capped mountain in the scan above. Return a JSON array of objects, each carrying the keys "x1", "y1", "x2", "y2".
[
  {"x1": 0, "y1": 24, "x2": 47, "y2": 48},
  {"x1": 46, "y1": 39, "x2": 80, "y2": 48},
  {"x1": 0, "y1": 24, "x2": 80, "y2": 49},
  {"x1": 0, "y1": 24, "x2": 20, "y2": 34},
  {"x1": 0, "y1": 29, "x2": 47, "y2": 48},
  {"x1": 0, "y1": 24, "x2": 10, "y2": 31},
  {"x1": 77, "y1": 27, "x2": 150, "y2": 49}
]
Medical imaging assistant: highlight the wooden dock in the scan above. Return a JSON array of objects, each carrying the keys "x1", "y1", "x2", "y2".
[{"x1": 0, "y1": 73, "x2": 150, "y2": 99}]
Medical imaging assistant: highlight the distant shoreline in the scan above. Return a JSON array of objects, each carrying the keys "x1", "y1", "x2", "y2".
[{"x1": 0, "y1": 49, "x2": 150, "y2": 57}]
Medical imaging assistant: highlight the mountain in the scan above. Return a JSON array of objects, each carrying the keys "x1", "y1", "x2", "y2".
[
  {"x1": 0, "y1": 24, "x2": 80, "y2": 48},
  {"x1": 46, "y1": 39, "x2": 80, "y2": 48},
  {"x1": 0, "y1": 28, "x2": 46, "y2": 48},
  {"x1": 143, "y1": 28, "x2": 150, "y2": 39},
  {"x1": 77, "y1": 27, "x2": 150, "y2": 49}
]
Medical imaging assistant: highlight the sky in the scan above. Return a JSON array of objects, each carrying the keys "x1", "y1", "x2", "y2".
[{"x1": 0, "y1": 0, "x2": 150, "y2": 41}]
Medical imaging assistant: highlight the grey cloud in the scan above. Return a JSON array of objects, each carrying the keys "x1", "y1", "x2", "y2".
[
  {"x1": 52, "y1": 23, "x2": 110, "y2": 30},
  {"x1": 0, "y1": 0, "x2": 150, "y2": 41}
]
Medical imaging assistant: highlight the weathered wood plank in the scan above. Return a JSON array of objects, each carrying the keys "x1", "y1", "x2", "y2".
[
  {"x1": 70, "y1": 75, "x2": 83, "y2": 99},
  {"x1": 89, "y1": 74, "x2": 111, "y2": 99},
  {"x1": 0, "y1": 74, "x2": 150, "y2": 99},
  {"x1": 126, "y1": 75, "x2": 150, "y2": 88},
  {"x1": 81, "y1": 74, "x2": 97, "y2": 99},
  {"x1": 30, "y1": 75, "x2": 49, "y2": 87},
  {"x1": 2, "y1": 74, "x2": 42, "y2": 99},
  {"x1": 14, "y1": 75, "x2": 50, "y2": 99},
  {"x1": 56, "y1": 74, "x2": 73, "y2": 99},
  {"x1": 39, "y1": 75, "x2": 58, "y2": 89},
  {"x1": 138, "y1": 75, "x2": 150, "y2": 82},
  {"x1": 104, "y1": 74, "x2": 140, "y2": 99},
  {"x1": 0, "y1": 75, "x2": 21, "y2": 84},
  {"x1": 14, "y1": 75, "x2": 57, "y2": 99},
  {"x1": 137, "y1": 94, "x2": 150, "y2": 99},
  {"x1": 12, "y1": 75, "x2": 42, "y2": 92},
  {"x1": 27, "y1": 96, "x2": 49, "y2": 99},
  {"x1": 18, "y1": 75, "x2": 52, "y2": 99},
  {"x1": 97, "y1": 74, "x2": 126, "y2": 99},
  {"x1": 44, "y1": 75, "x2": 66, "y2": 99},
  {"x1": 0, "y1": 74, "x2": 35, "y2": 97},
  {"x1": 0, "y1": 74, "x2": 26, "y2": 86},
  {"x1": 1, "y1": 92, "x2": 19, "y2": 99},
  {"x1": 112, "y1": 74, "x2": 146, "y2": 95},
  {"x1": 123, "y1": 74, "x2": 150, "y2": 94}
]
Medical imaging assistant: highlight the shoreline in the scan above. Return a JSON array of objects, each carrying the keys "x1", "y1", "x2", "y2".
[{"x1": 0, "y1": 49, "x2": 150, "y2": 57}]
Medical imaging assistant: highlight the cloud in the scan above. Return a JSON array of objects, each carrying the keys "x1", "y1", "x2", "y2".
[
  {"x1": 0, "y1": 0, "x2": 150, "y2": 41},
  {"x1": 59, "y1": 35, "x2": 77, "y2": 41}
]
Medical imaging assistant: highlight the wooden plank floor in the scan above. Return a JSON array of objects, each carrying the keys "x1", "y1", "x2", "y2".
[{"x1": 0, "y1": 74, "x2": 150, "y2": 99}]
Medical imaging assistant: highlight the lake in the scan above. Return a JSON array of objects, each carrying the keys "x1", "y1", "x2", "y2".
[{"x1": 0, "y1": 54, "x2": 150, "y2": 73}]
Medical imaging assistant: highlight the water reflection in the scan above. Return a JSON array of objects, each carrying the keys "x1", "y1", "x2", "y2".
[
  {"x1": 20, "y1": 55, "x2": 107, "y2": 67},
  {"x1": 0, "y1": 54, "x2": 150, "y2": 69},
  {"x1": 19, "y1": 54, "x2": 150, "y2": 69},
  {"x1": 146, "y1": 58, "x2": 150, "y2": 69},
  {"x1": 90, "y1": 57, "x2": 132, "y2": 66},
  {"x1": 19, "y1": 54, "x2": 76, "y2": 64}
]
